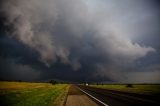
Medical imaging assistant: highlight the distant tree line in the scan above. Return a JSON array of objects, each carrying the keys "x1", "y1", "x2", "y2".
[
  {"x1": 126, "y1": 84, "x2": 133, "y2": 88},
  {"x1": 49, "y1": 80, "x2": 68, "y2": 85},
  {"x1": 49, "y1": 80, "x2": 57, "y2": 85}
]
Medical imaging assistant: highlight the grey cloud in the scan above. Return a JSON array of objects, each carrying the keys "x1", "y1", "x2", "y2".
[
  {"x1": 0, "y1": 0, "x2": 159, "y2": 82},
  {"x1": 0, "y1": 57, "x2": 41, "y2": 81},
  {"x1": 125, "y1": 70, "x2": 160, "y2": 83}
]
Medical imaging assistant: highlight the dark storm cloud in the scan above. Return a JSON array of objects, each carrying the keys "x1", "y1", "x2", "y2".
[
  {"x1": 0, "y1": 57, "x2": 41, "y2": 81},
  {"x1": 0, "y1": 0, "x2": 160, "y2": 83}
]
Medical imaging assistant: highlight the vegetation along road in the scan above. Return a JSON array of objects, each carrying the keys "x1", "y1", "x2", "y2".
[{"x1": 0, "y1": 81, "x2": 69, "y2": 106}]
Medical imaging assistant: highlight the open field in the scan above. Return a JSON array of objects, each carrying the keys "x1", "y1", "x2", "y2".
[
  {"x1": 0, "y1": 81, "x2": 69, "y2": 106},
  {"x1": 89, "y1": 84, "x2": 160, "y2": 95}
]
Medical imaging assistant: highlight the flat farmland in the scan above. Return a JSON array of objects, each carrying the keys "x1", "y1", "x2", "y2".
[{"x1": 0, "y1": 81, "x2": 69, "y2": 106}]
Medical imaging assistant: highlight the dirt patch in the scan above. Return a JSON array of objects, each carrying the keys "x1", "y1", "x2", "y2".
[
  {"x1": 67, "y1": 85, "x2": 84, "y2": 95},
  {"x1": 66, "y1": 85, "x2": 98, "y2": 106},
  {"x1": 66, "y1": 95, "x2": 98, "y2": 106}
]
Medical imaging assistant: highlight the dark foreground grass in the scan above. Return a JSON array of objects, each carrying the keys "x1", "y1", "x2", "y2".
[
  {"x1": 90, "y1": 84, "x2": 160, "y2": 95},
  {"x1": 0, "y1": 81, "x2": 69, "y2": 106}
]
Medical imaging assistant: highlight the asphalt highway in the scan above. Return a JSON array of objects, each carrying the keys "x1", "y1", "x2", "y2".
[{"x1": 77, "y1": 85, "x2": 160, "y2": 106}]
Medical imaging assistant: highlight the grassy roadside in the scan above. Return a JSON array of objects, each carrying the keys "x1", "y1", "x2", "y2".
[
  {"x1": 53, "y1": 84, "x2": 70, "y2": 106},
  {"x1": 89, "y1": 84, "x2": 160, "y2": 95},
  {"x1": 0, "y1": 81, "x2": 69, "y2": 106}
]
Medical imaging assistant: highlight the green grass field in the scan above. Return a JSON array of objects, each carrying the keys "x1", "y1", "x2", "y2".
[
  {"x1": 0, "y1": 81, "x2": 69, "y2": 106},
  {"x1": 90, "y1": 84, "x2": 160, "y2": 95}
]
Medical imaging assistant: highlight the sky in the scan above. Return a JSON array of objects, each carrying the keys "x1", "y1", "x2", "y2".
[{"x1": 0, "y1": 0, "x2": 160, "y2": 83}]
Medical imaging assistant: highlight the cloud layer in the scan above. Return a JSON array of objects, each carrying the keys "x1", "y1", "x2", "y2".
[{"x1": 0, "y1": 0, "x2": 159, "y2": 82}]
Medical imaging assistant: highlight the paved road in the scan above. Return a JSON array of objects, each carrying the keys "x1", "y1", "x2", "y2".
[
  {"x1": 78, "y1": 85, "x2": 160, "y2": 106},
  {"x1": 66, "y1": 85, "x2": 98, "y2": 106}
]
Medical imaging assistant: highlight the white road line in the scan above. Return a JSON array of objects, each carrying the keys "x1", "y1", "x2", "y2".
[{"x1": 77, "y1": 87, "x2": 109, "y2": 106}]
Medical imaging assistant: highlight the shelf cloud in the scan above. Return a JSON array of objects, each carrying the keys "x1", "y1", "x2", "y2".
[{"x1": 0, "y1": 0, "x2": 159, "y2": 83}]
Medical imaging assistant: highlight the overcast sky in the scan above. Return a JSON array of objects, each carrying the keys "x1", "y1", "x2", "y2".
[{"x1": 0, "y1": 0, "x2": 160, "y2": 83}]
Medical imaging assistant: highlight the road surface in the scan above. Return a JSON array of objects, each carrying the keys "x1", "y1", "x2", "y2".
[{"x1": 78, "y1": 85, "x2": 160, "y2": 106}]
